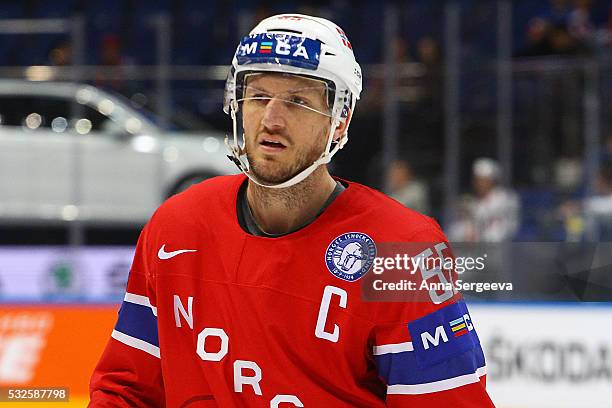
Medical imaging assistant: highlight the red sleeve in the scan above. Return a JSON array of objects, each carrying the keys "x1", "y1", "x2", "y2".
[
  {"x1": 372, "y1": 300, "x2": 494, "y2": 407},
  {"x1": 370, "y1": 226, "x2": 496, "y2": 407},
  {"x1": 89, "y1": 224, "x2": 165, "y2": 407}
]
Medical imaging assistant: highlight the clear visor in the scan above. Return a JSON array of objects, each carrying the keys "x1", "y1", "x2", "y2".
[{"x1": 234, "y1": 72, "x2": 335, "y2": 118}]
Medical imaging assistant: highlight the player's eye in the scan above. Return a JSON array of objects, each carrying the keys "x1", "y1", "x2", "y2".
[
  {"x1": 288, "y1": 95, "x2": 310, "y2": 107},
  {"x1": 245, "y1": 93, "x2": 271, "y2": 105}
]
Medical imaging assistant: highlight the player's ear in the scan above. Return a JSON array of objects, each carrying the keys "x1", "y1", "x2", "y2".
[{"x1": 332, "y1": 109, "x2": 352, "y2": 142}]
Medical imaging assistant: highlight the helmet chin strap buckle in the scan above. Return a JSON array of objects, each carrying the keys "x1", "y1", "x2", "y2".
[
  {"x1": 226, "y1": 154, "x2": 244, "y2": 171},
  {"x1": 225, "y1": 135, "x2": 249, "y2": 173}
]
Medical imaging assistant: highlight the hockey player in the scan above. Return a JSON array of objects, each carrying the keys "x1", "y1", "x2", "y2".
[{"x1": 89, "y1": 14, "x2": 495, "y2": 407}]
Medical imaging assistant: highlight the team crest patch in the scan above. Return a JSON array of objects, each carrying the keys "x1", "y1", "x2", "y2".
[{"x1": 325, "y1": 232, "x2": 377, "y2": 281}]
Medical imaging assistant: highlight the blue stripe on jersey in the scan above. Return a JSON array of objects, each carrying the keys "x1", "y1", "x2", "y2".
[
  {"x1": 408, "y1": 301, "x2": 481, "y2": 368},
  {"x1": 114, "y1": 301, "x2": 159, "y2": 347},
  {"x1": 375, "y1": 342, "x2": 486, "y2": 385}
]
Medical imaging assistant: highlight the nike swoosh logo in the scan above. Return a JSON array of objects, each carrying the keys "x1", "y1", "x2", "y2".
[{"x1": 158, "y1": 244, "x2": 197, "y2": 260}]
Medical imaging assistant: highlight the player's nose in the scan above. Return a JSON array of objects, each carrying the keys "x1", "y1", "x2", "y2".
[{"x1": 261, "y1": 97, "x2": 287, "y2": 130}]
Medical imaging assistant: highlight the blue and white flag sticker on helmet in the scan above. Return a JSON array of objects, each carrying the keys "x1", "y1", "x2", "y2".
[
  {"x1": 236, "y1": 33, "x2": 321, "y2": 70},
  {"x1": 325, "y1": 232, "x2": 376, "y2": 281},
  {"x1": 408, "y1": 300, "x2": 481, "y2": 369}
]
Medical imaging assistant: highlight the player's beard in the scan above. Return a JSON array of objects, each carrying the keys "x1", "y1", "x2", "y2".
[{"x1": 245, "y1": 126, "x2": 329, "y2": 185}]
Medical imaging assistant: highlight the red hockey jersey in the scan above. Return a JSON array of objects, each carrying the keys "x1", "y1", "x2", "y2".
[{"x1": 90, "y1": 175, "x2": 495, "y2": 407}]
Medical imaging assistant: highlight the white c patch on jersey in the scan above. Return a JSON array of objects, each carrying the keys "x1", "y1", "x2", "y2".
[{"x1": 315, "y1": 285, "x2": 347, "y2": 343}]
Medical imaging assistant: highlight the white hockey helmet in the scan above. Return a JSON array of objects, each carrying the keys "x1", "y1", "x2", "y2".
[{"x1": 223, "y1": 14, "x2": 362, "y2": 189}]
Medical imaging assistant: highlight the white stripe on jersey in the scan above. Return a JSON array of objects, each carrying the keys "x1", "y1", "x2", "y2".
[
  {"x1": 387, "y1": 366, "x2": 486, "y2": 394},
  {"x1": 112, "y1": 329, "x2": 161, "y2": 358},
  {"x1": 124, "y1": 292, "x2": 158, "y2": 316},
  {"x1": 373, "y1": 341, "x2": 414, "y2": 355}
]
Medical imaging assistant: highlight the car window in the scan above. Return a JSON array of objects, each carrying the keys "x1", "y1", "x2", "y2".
[
  {"x1": 0, "y1": 94, "x2": 116, "y2": 134},
  {"x1": 79, "y1": 104, "x2": 114, "y2": 133},
  {"x1": 0, "y1": 95, "x2": 71, "y2": 129}
]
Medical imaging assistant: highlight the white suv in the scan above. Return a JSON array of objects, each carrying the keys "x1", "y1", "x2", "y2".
[{"x1": 0, "y1": 80, "x2": 235, "y2": 225}]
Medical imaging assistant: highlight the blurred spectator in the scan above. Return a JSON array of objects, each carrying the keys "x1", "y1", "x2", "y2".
[
  {"x1": 516, "y1": 0, "x2": 599, "y2": 57},
  {"x1": 414, "y1": 36, "x2": 442, "y2": 109},
  {"x1": 95, "y1": 34, "x2": 131, "y2": 92},
  {"x1": 449, "y1": 158, "x2": 520, "y2": 242},
  {"x1": 552, "y1": 22, "x2": 591, "y2": 54},
  {"x1": 416, "y1": 36, "x2": 440, "y2": 66},
  {"x1": 393, "y1": 35, "x2": 411, "y2": 63},
  {"x1": 561, "y1": 161, "x2": 612, "y2": 241},
  {"x1": 360, "y1": 35, "x2": 413, "y2": 110},
  {"x1": 517, "y1": 21, "x2": 590, "y2": 56},
  {"x1": 567, "y1": 0, "x2": 595, "y2": 41},
  {"x1": 517, "y1": 17, "x2": 554, "y2": 56},
  {"x1": 387, "y1": 160, "x2": 430, "y2": 214},
  {"x1": 447, "y1": 196, "x2": 478, "y2": 242},
  {"x1": 559, "y1": 133, "x2": 612, "y2": 195},
  {"x1": 583, "y1": 162, "x2": 612, "y2": 239},
  {"x1": 99, "y1": 34, "x2": 123, "y2": 66},
  {"x1": 48, "y1": 39, "x2": 72, "y2": 66},
  {"x1": 554, "y1": 156, "x2": 583, "y2": 192}
]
